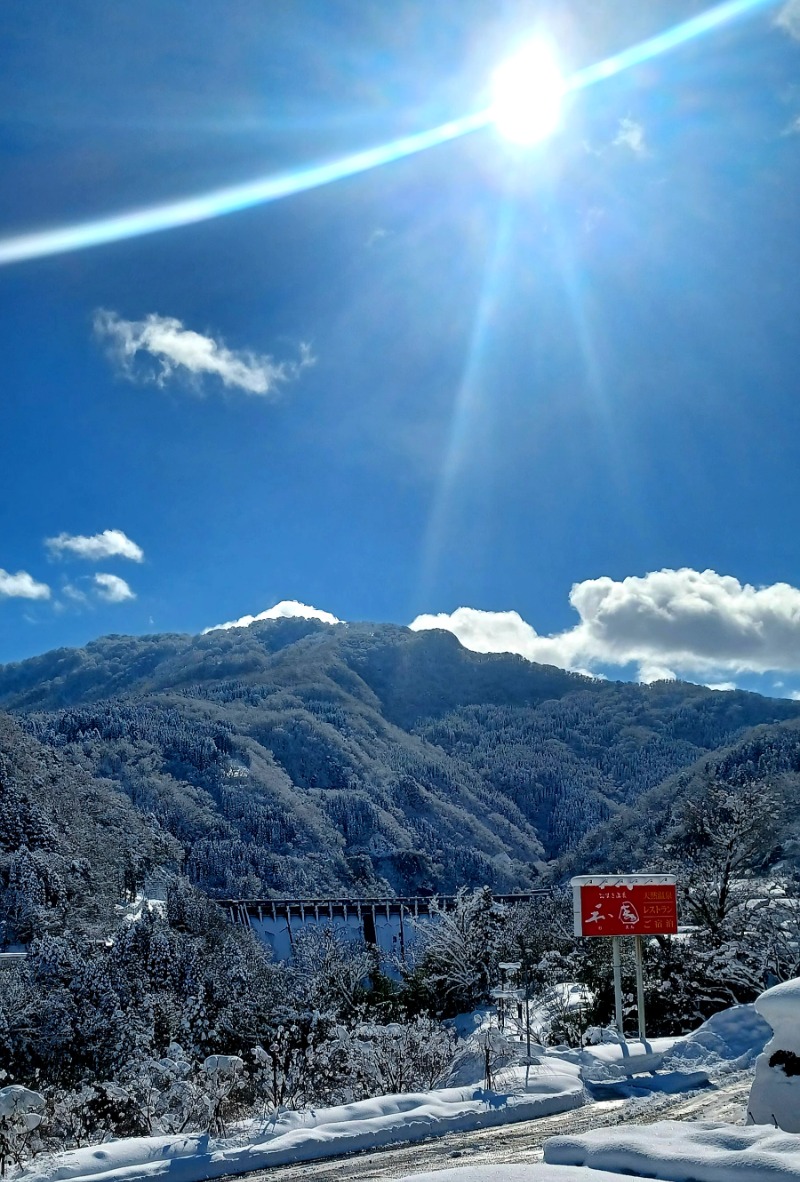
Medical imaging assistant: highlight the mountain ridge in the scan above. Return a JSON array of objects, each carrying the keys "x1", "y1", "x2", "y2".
[{"x1": 2, "y1": 618, "x2": 800, "y2": 907}]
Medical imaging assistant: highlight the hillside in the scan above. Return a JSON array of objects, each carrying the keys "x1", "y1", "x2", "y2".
[
  {"x1": 2, "y1": 618, "x2": 800, "y2": 904},
  {"x1": 0, "y1": 713, "x2": 179, "y2": 939}
]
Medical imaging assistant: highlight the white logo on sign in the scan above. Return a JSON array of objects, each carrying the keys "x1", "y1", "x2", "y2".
[{"x1": 619, "y1": 901, "x2": 639, "y2": 925}]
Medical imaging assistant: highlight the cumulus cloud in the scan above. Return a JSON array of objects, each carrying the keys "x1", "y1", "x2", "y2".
[
  {"x1": 94, "y1": 573, "x2": 135, "y2": 603},
  {"x1": 94, "y1": 309, "x2": 314, "y2": 397},
  {"x1": 410, "y1": 568, "x2": 800, "y2": 679},
  {"x1": 204, "y1": 599, "x2": 340, "y2": 634},
  {"x1": 637, "y1": 664, "x2": 677, "y2": 684},
  {"x1": 776, "y1": 0, "x2": 800, "y2": 39},
  {"x1": 613, "y1": 118, "x2": 647, "y2": 154},
  {"x1": 46, "y1": 528, "x2": 144, "y2": 563},
  {"x1": 0, "y1": 569, "x2": 51, "y2": 600}
]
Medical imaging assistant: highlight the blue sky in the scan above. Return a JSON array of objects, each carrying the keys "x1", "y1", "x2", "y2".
[{"x1": 2, "y1": 0, "x2": 800, "y2": 694}]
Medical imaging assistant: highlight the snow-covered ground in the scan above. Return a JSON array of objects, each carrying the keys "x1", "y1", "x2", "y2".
[
  {"x1": 544, "y1": 1121, "x2": 800, "y2": 1181},
  {"x1": 398, "y1": 1168, "x2": 667, "y2": 1182},
  {"x1": 9, "y1": 1000, "x2": 786, "y2": 1182},
  {"x1": 23, "y1": 1073, "x2": 584, "y2": 1182}
]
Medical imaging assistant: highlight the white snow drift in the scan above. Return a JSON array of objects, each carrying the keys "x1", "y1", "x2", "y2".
[{"x1": 747, "y1": 976, "x2": 800, "y2": 1132}]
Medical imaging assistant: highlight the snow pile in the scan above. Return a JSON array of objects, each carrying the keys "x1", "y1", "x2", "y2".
[
  {"x1": 398, "y1": 1167, "x2": 647, "y2": 1182},
  {"x1": 23, "y1": 1072, "x2": 584, "y2": 1182},
  {"x1": 748, "y1": 976, "x2": 800, "y2": 1132},
  {"x1": 666, "y1": 1004, "x2": 770, "y2": 1075},
  {"x1": 544, "y1": 1120, "x2": 800, "y2": 1180}
]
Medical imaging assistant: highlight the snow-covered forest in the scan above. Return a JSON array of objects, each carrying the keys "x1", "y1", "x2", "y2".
[{"x1": 2, "y1": 620, "x2": 800, "y2": 1170}]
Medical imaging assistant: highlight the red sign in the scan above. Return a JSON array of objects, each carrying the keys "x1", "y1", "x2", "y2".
[{"x1": 575, "y1": 881, "x2": 678, "y2": 937}]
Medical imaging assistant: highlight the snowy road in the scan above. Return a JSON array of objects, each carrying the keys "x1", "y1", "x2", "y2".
[{"x1": 232, "y1": 1073, "x2": 752, "y2": 1182}]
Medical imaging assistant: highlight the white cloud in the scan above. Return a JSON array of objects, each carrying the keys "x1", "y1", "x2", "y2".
[
  {"x1": 705, "y1": 682, "x2": 737, "y2": 692},
  {"x1": 776, "y1": 0, "x2": 800, "y2": 39},
  {"x1": 638, "y1": 664, "x2": 677, "y2": 684},
  {"x1": 613, "y1": 117, "x2": 647, "y2": 155},
  {"x1": 46, "y1": 528, "x2": 144, "y2": 563},
  {"x1": 94, "y1": 309, "x2": 314, "y2": 397},
  {"x1": 62, "y1": 583, "x2": 89, "y2": 605},
  {"x1": 0, "y1": 569, "x2": 51, "y2": 600},
  {"x1": 204, "y1": 599, "x2": 340, "y2": 634},
  {"x1": 94, "y1": 573, "x2": 135, "y2": 603},
  {"x1": 410, "y1": 569, "x2": 800, "y2": 679}
]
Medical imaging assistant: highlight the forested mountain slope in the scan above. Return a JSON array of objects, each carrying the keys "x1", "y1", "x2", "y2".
[
  {"x1": 2, "y1": 619, "x2": 800, "y2": 901},
  {"x1": 557, "y1": 714, "x2": 800, "y2": 879},
  {"x1": 0, "y1": 714, "x2": 179, "y2": 938}
]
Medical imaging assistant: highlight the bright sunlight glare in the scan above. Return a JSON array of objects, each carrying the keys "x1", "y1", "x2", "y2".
[
  {"x1": 0, "y1": 0, "x2": 775, "y2": 266},
  {"x1": 491, "y1": 40, "x2": 565, "y2": 145}
]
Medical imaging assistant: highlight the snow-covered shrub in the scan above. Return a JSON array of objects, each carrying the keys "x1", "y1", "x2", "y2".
[
  {"x1": 0, "y1": 1085, "x2": 44, "y2": 1176},
  {"x1": 127, "y1": 1044, "x2": 199, "y2": 1135},
  {"x1": 47, "y1": 1080, "x2": 147, "y2": 1147},
  {"x1": 252, "y1": 1024, "x2": 319, "y2": 1113},
  {"x1": 199, "y1": 1054, "x2": 244, "y2": 1136},
  {"x1": 342, "y1": 1018, "x2": 456, "y2": 1095}
]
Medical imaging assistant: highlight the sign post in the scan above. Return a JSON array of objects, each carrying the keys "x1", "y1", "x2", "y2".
[
  {"x1": 571, "y1": 875, "x2": 678, "y2": 1045},
  {"x1": 634, "y1": 935, "x2": 646, "y2": 1041}
]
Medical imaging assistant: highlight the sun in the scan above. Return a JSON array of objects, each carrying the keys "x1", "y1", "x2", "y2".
[{"x1": 491, "y1": 40, "x2": 564, "y2": 146}]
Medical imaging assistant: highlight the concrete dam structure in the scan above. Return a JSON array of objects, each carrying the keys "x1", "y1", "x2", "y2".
[{"x1": 220, "y1": 893, "x2": 548, "y2": 963}]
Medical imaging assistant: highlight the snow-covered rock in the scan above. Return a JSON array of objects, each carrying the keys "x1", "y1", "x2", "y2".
[{"x1": 747, "y1": 976, "x2": 800, "y2": 1132}]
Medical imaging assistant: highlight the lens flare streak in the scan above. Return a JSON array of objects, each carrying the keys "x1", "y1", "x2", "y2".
[
  {"x1": 0, "y1": 111, "x2": 490, "y2": 266},
  {"x1": 568, "y1": 0, "x2": 776, "y2": 91},
  {"x1": 0, "y1": 0, "x2": 778, "y2": 267}
]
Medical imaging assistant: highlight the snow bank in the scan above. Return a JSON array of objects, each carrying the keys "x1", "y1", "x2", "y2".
[
  {"x1": 666, "y1": 1003, "x2": 770, "y2": 1074},
  {"x1": 755, "y1": 977, "x2": 800, "y2": 1055},
  {"x1": 748, "y1": 976, "x2": 800, "y2": 1132},
  {"x1": 23, "y1": 1072, "x2": 584, "y2": 1182},
  {"x1": 545, "y1": 1119, "x2": 800, "y2": 1181},
  {"x1": 398, "y1": 1167, "x2": 648, "y2": 1182}
]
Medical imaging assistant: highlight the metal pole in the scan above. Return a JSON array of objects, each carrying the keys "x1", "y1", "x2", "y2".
[
  {"x1": 525, "y1": 968, "x2": 531, "y2": 1059},
  {"x1": 612, "y1": 935, "x2": 624, "y2": 1038},
  {"x1": 634, "y1": 934, "x2": 647, "y2": 1045}
]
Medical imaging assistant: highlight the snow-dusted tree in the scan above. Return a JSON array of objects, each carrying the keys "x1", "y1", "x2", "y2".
[
  {"x1": 410, "y1": 887, "x2": 502, "y2": 1015},
  {"x1": 664, "y1": 779, "x2": 782, "y2": 936},
  {"x1": 290, "y1": 925, "x2": 372, "y2": 1017}
]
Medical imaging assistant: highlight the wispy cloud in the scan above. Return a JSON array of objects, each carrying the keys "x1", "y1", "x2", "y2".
[
  {"x1": 410, "y1": 568, "x2": 800, "y2": 681},
  {"x1": 776, "y1": 0, "x2": 800, "y2": 39},
  {"x1": 0, "y1": 569, "x2": 51, "y2": 600},
  {"x1": 93, "y1": 573, "x2": 135, "y2": 603},
  {"x1": 94, "y1": 310, "x2": 314, "y2": 397},
  {"x1": 46, "y1": 528, "x2": 144, "y2": 562},
  {"x1": 204, "y1": 599, "x2": 339, "y2": 633},
  {"x1": 613, "y1": 117, "x2": 647, "y2": 155}
]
